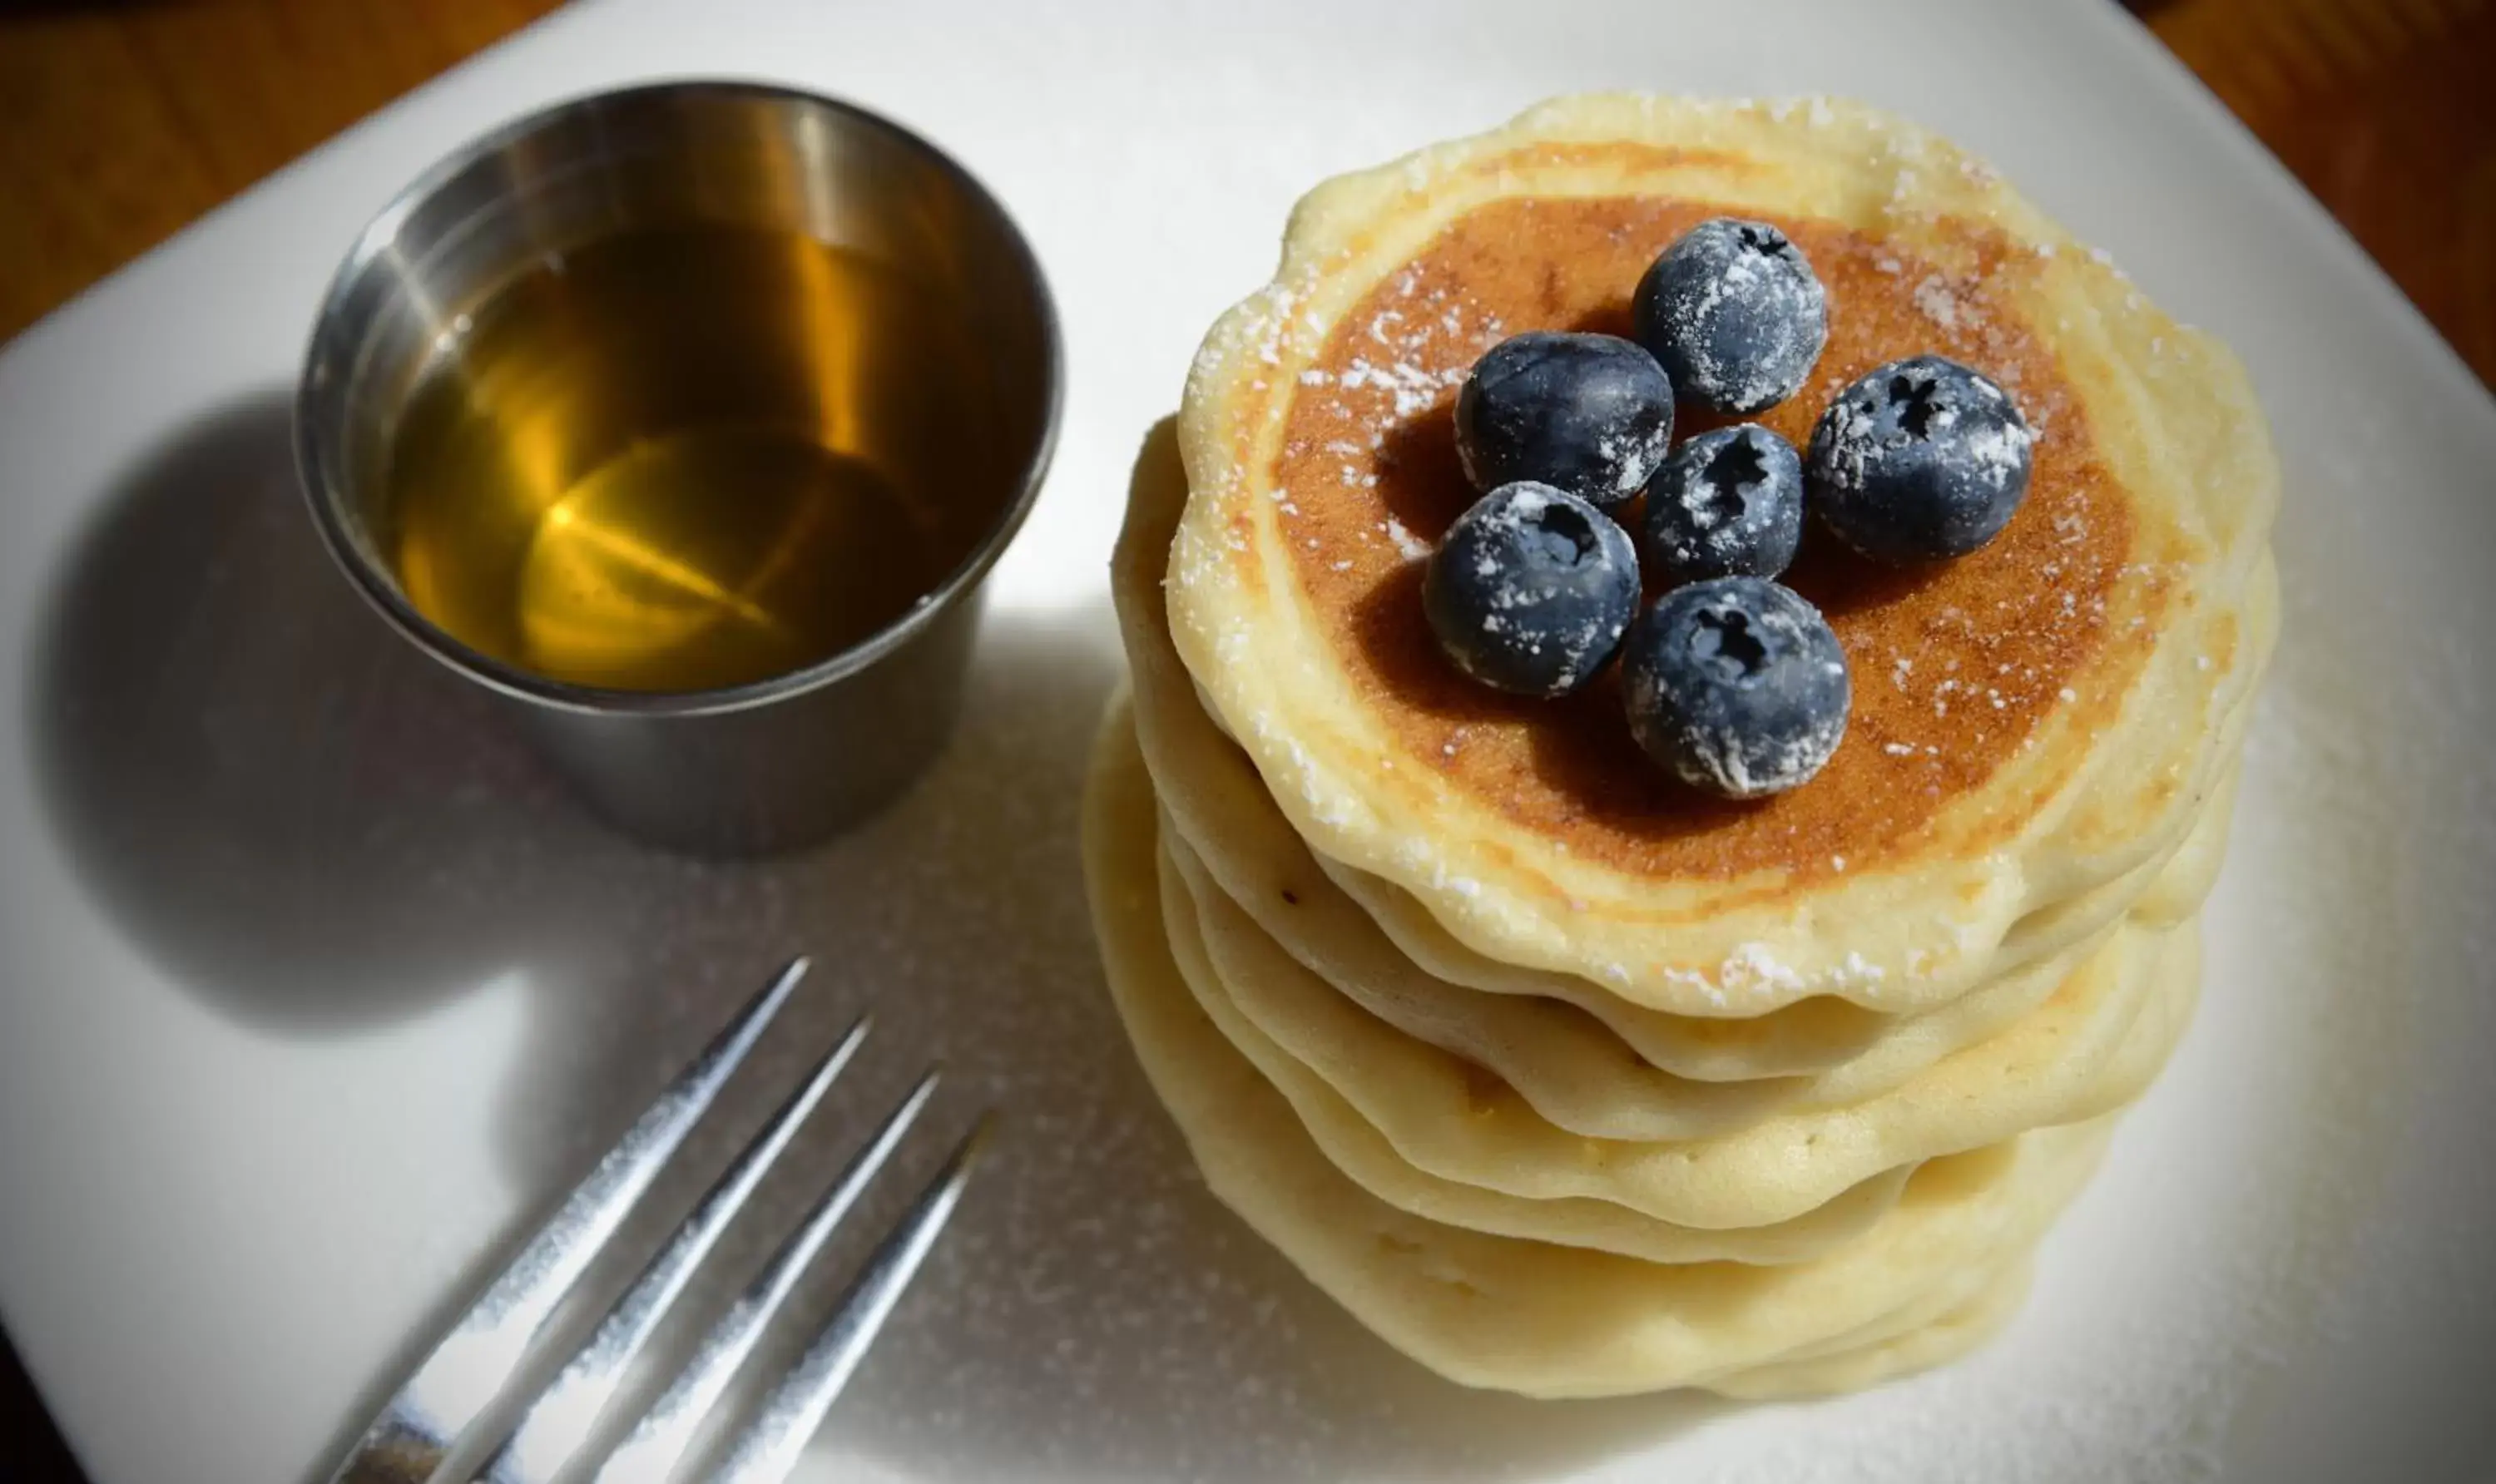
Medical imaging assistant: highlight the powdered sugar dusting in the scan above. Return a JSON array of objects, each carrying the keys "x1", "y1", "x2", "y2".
[
  {"x1": 1336, "y1": 356, "x2": 1470, "y2": 419},
  {"x1": 1380, "y1": 517, "x2": 1430, "y2": 561},
  {"x1": 1912, "y1": 274, "x2": 1968, "y2": 331}
]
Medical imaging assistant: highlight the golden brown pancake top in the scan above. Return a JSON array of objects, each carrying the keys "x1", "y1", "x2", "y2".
[{"x1": 1260, "y1": 191, "x2": 2164, "y2": 884}]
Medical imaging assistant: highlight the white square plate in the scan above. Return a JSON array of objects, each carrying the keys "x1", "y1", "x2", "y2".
[{"x1": 3, "y1": 1, "x2": 2493, "y2": 1479}]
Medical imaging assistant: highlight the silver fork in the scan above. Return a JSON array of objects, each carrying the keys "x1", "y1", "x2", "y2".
[{"x1": 325, "y1": 958, "x2": 989, "y2": 1484}]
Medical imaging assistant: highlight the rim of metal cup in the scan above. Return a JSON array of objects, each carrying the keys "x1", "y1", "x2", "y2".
[{"x1": 294, "y1": 78, "x2": 1064, "y2": 720}]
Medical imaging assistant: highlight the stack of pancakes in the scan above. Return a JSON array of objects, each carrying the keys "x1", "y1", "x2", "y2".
[{"x1": 1082, "y1": 96, "x2": 2278, "y2": 1400}]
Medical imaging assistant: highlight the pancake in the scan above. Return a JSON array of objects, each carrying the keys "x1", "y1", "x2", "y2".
[
  {"x1": 1317, "y1": 713, "x2": 2246, "y2": 1030},
  {"x1": 1166, "y1": 94, "x2": 2278, "y2": 1016},
  {"x1": 1084, "y1": 700, "x2": 2114, "y2": 1398},
  {"x1": 1155, "y1": 835, "x2": 1919, "y2": 1266},
  {"x1": 1117, "y1": 418, "x2": 2246, "y2": 1111},
  {"x1": 1166, "y1": 804, "x2": 2197, "y2": 1231},
  {"x1": 1305, "y1": 762, "x2": 2234, "y2": 1124},
  {"x1": 1704, "y1": 1256, "x2": 2033, "y2": 1401},
  {"x1": 1168, "y1": 794, "x2": 2217, "y2": 1148}
]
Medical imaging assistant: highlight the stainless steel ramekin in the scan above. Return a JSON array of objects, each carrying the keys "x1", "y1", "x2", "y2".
[{"x1": 297, "y1": 81, "x2": 1061, "y2": 854}]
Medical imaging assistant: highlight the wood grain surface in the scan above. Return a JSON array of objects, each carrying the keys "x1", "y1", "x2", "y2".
[
  {"x1": 0, "y1": 0, "x2": 567, "y2": 338},
  {"x1": 2151, "y1": 0, "x2": 2495, "y2": 380}
]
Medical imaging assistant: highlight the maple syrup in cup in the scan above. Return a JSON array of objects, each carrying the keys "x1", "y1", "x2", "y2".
[{"x1": 298, "y1": 82, "x2": 1060, "y2": 853}]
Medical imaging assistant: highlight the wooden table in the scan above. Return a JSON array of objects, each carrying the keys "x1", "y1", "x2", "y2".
[{"x1": 0, "y1": 0, "x2": 2488, "y2": 1478}]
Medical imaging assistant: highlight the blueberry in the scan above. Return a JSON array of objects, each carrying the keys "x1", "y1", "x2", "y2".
[
  {"x1": 1424, "y1": 482, "x2": 1641, "y2": 698},
  {"x1": 1620, "y1": 576, "x2": 1850, "y2": 799},
  {"x1": 1454, "y1": 332, "x2": 1674, "y2": 511},
  {"x1": 1805, "y1": 354, "x2": 2036, "y2": 562},
  {"x1": 1633, "y1": 218, "x2": 1829, "y2": 415},
  {"x1": 1642, "y1": 423, "x2": 1805, "y2": 586}
]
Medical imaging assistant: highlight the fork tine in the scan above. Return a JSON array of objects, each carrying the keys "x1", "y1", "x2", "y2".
[
  {"x1": 473, "y1": 1015, "x2": 871, "y2": 1484},
  {"x1": 324, "y1": 959, "x2": 808, "y2": 1484},
  {"x1": 589, "y1": 1072, "x2": 944, "y2": 1484},
  {"x1": 707, "y1": 1112, "x2": 996, "y2": 1484}
]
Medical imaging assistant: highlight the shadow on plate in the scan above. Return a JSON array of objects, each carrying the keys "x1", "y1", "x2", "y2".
[
  {"x1": 28, "y1": 390, "x2": 615, "y2": 1031},
  {"x1": 27, "y1": 397, "x2": 1713, "y2": 1481}
]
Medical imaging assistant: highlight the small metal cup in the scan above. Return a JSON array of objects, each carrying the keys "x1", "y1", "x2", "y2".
[{"x1": 298, "y1": 82, "x2": 1060, "y2": 855}]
